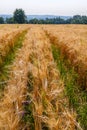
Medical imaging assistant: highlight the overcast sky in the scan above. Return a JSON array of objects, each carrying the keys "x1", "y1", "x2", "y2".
[{"x1": 0, "y1": 0, "x2": 87, "y2": 16}]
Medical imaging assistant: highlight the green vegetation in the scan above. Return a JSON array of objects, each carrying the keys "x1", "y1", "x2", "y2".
[
  {"x1": 22, "y1": 95, "x2": 34, "y2": 130},
  {"x1": 1, "y1": 8, "x2": 87, "y2": 24},
  {"x1": 0, "y1": 30, "x2": 27, "y2": 97},
  {"x1": 52, "y1": 45, "x2": 87, "y2": 130},
  {"x1": 22, "y1": 72, "x2": 35, "y2": 130},
  {"x1": 6, "y1": 17, "x2": 14, "y2": 24},
  {"x1": 5, "y1": 14, "x2": 87, "y2": 24},
  {"x1": 0, "y1": 17, "x2": 4, "y2": 24},
  {"x1": 13, "y1": 9, "x2": 27, "y2": 24}
]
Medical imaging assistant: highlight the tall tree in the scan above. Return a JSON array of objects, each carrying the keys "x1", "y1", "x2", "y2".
[
  {"x1": 0, "y1": 17, "x2": 4, "y2": 24},
  {"x1": 13, "y1": 9, "x2": 26, "y2": 23}
]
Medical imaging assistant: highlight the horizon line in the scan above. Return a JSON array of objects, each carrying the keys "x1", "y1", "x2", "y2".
[{"x1": 0, "y1": 14, "x2": 86, "y2": 16}]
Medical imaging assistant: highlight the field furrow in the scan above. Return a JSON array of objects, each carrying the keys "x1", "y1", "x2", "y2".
[
  {"x1": 43, "y1": 25, "x2": 87, "y2": 89},
  {"x1": 0, "y1": 29, "x2": 28, "y2": 98},
  {"x1": 43, "y1": 25, "x2": 87, "y2": 130},
  {"x1": 0, "y1": 26, "x2": 28, "y2": 64},
  {"x1": 21, "y1": 26, "x2": 78, "y2": 130},
  {"x1": 0, "y1": 28, "x2": 31, "y2": 129}
]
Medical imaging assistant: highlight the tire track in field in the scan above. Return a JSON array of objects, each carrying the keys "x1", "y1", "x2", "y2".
[
  {"x1": 0, "y1": 28, "x2": 32, "y2": 130},
  {"x1": 22, "y1": 26, "x2": 77, "y2": 130},
  {"x1": 0, "y1": 30, "x2": 27, "y2": 98}
]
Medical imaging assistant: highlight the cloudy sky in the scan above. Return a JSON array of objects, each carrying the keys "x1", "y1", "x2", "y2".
[{"x1": 0, "y1": 0, "x2": 87, "y2": 15}]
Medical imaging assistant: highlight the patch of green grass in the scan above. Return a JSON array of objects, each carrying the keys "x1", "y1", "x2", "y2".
[
  {"x1": 52, "y1": 45, "x2": 87, "y2": 130},
  {"x1": 22, "y1": 72, "x2": 35, "y2": 130},
  {"x1": 22, "y1": 95, "x2": 35, "y2": 130},
  {"x1": 0, "y1": 30, "x2": 27, "y2": 97}
]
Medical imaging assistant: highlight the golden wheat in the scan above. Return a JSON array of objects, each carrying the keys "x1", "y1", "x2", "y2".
[
  {"x1": 0, "y1": 25, "x2": 29, "y2": 64},
  {"x1": 0, "y1": 25, "x2": 83, "y2": 130},
  {"x1": 0, "y1": 27, "x2": 31, "y2": 130},
  {"x1": 43, "y1": 25, "x2": 87, "y2": 88},
  {"x1": 23, "y1": 26, "x2": 77, "y2": 130}
]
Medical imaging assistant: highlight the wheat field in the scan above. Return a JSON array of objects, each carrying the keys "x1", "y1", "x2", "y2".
[
  {"x1": 0, "y1": 24, "x2": 87, "y2": 130},
  {"x1": 43, "y1": 25, "x2": 87, "y2": 89}
]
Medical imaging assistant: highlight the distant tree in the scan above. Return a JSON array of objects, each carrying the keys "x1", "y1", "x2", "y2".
[
  {"x1": 82, "y1": 16, "x2": 87, "y2": 24},
  {"x1": 13, "y1": 9, "x2": 26, "y2": 23},
  {"x1": 71, "y1": 15, "x2": 83, "y2": 24},
  {"x1": 39, "y1": 19, "x2": 45, "y2": 24},
  {"x1": 0, "y1": 17, "x2": 4, "y2": 24},
  {"x1": 65, "y1": 18, "x2": 72, "y2": 24},
  {"x1": 29, "y1": 18, "x2": 39, "y2": 24},
  {"x1": 6, "y1": 17, "x2": 14, "y2": 24},
  {"x1": 54, "y1": 17, "x2": 65, "y2": 24},
  {"x1": 29, "y1": 17, "x2": 66, "y2": 24}
]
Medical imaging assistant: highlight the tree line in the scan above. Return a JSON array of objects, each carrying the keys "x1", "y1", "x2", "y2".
[
  {"x1": 28, "y1": 15, "x2": 87, "y2": 24},
  {"x1": 0, "y1": 9, "x2": 87, "y2": 24}
]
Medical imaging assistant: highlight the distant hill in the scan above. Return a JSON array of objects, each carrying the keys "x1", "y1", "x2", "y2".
[
  {"x1": 27, "y1": 15, "x2": 71, "y2": 20},
  {"x1": 0, "y1": 14, "x2": 71, "y2": 20},
  {"x1": 0, "y1": 15, "x2": 12, "y2": 20}
]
